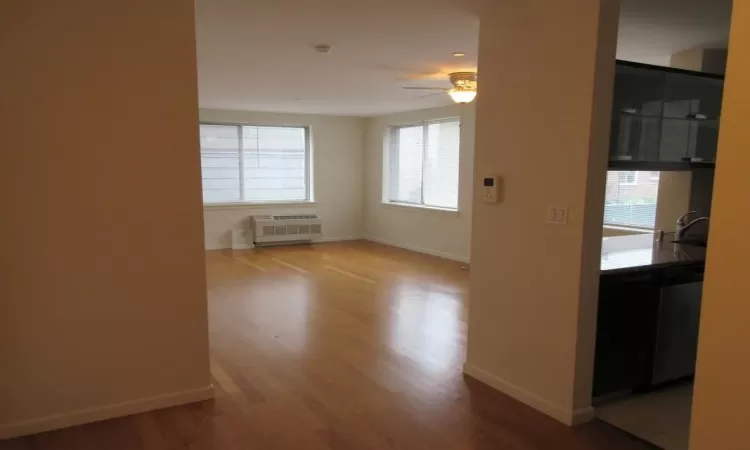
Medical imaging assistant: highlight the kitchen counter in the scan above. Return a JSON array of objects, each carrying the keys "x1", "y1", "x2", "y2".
[
  {"x1": 601, "y1": 233, "x2": 706, "y2": 274},
  {"x1": 594, "y1": 232, "x2": 706, "y2": 397}
]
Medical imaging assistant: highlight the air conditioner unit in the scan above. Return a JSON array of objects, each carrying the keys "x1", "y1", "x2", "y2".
[{"x1": 251, "y1": 214, "x2": 323, "y2": 245}]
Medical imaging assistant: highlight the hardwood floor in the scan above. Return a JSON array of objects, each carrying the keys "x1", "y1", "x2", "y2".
[{"x1": 1, "y1": 241, "x2": 652, "y2": 450}]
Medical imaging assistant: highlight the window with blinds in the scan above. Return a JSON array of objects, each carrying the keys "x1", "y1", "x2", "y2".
[
  {"x1": 604, "y1": 170, "x2": 661, "y2": 229},
  {"x1": 386, "y1": 119, "x2": 460, "y2": 210},
  {"x1": 199, "y1": 123, "x2": 310, "y2": 204}
]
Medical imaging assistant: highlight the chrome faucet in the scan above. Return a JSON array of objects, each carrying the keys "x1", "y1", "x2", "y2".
[{"x1": 676, "y1": 211, "x2": 710, "y2": 240}]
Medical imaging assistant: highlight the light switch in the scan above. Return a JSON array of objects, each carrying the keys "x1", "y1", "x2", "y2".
[{"x1": 546, "y1": 205, "x2": 568, "y2": 224}]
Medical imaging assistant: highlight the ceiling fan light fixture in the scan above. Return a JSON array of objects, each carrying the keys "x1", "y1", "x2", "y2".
[{"x1": 448, "y1": 88, "x2": 477, "y2": 104}]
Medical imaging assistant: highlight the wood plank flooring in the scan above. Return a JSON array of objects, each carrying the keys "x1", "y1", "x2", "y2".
[{"x1": 0, "y1": 241, "x2": 652, "y2": 450}]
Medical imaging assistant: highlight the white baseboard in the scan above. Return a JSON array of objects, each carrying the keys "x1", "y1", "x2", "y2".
[
  {"x1": 365, "y1": 237, "x2": 470, "y2": 263},
  {"x1": 463, "y1": 364, "x2": 594, "y2": 426},
  {"x1": 316, "y1": 236, "x2": 363, "y2": 243},
  {"x1": 0, "y1": 385, "x2": 214, "y2": 440},
  {"x1": 206, "y1": 236, "x2": 362, "y2": 251}
]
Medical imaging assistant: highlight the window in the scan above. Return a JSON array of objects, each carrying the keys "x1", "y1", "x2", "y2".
[
  {"x1": 385, "y1": 119, "x2": 460, "y2": 210},
  {"x1": 604, "y1": 170, "x2": 661, "y2": 229},
  {"x1": 617, "y1": 171, "x2": 638, "y2": 185},
  {"x1": 199, "y1": 123, "x2": 310, "y2": 204}
]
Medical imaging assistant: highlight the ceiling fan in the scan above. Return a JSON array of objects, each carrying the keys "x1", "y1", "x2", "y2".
[{"x1": 402, "y1": 71, "x2": 478, "y2": 104}]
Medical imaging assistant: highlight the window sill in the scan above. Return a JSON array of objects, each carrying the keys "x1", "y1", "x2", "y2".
[
  {"x1": 203, "y1": 201, "x2": 317, "y2": 211},
  {"x1": 603, "y1": 225, "x2": 653, "y2": 233},
  {"x1": 380, "y1": 202, "x2": 459, "y2": 214}
]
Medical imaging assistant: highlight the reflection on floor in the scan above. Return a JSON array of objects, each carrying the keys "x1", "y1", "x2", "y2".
[
  {"x1": 1, "y1": 242, "x2": 653, "y2": 449},
  {"x1": 597, "y1": 383, "x2": 694, "y2": 450}
]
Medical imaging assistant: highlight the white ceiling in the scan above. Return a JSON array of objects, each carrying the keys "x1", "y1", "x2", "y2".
[
  {"x1": 618, "y1": 0, "x2": 733, "y2": 65},
  {"x1": 195, "y1": 0, "x2": 732, "y2": 117}
]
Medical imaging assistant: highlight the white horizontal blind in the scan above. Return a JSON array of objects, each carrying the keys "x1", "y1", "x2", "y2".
[
  {"x1": 388, "y1": 119, "x2": 460, "y2": 209},
  {"x1": 423, "y1": 121, "x2": 460, "y2": 209},
  {"x1": 604, "y1": 170, "x2": 661, "y2": 229},
  {"x1": 199, "y1": 124, "x2": 309, "y2": 204},
  {"x1": 243, "y1": 126, "x2": 307, "y2": 202},
  {"x1": 389, "y1": 125, "x2": 424, "y2": 204},
  {"x1": 199, "y1": 124, "x2": 241, "y2": 203}
]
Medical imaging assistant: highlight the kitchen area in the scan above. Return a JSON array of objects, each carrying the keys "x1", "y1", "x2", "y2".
[{"x1": 592, "y1": 59, "x2": 723, "y2": 449}]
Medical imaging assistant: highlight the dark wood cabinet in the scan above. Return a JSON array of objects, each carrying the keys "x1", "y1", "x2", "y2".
[
  {"x1": 593, "y1": 263, "x2": 705, "y2": 398},
  {"x1": 609, "y1": 61, "x2": 724, "y2": 169},
  {"x1": 593, "y1": 272, "x2": 661, "y2": 397}
]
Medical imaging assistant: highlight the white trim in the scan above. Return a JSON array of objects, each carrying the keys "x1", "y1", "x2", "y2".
[
  {"x1": 386, "y1": 115, "x2": 462, "y2": 129},
  {"x1": 384, "y1": 118, "x2": 461, "y2": 212},
  {"x1": 0, "y1": 385, "x2": 214, "y2": 440},
  {"x1": 603, "y1": 224, "x2": 652, "y2": 233},
  {"x1": 463, "y1": 364, "x2": 595, "y2": 426},
  {"x1": 380, "y1": 201, "x2": 460, "y2": 214},
  {"x1": 603, "y1": 224, "x2": 651, "y2": 232},
  {"x1": 203, "y1": 201, "x2": 317, "y2": 211},
  {"x1": 199, "y1": 122, "x2": 313, "y2": 205},
  {"x1": 366, "y1": 237, "x2": 470, "y2": 263},
  {"x1": 231, "y1": 229, "x2": 254, "y2": 250},
  {"x1": 205, "y1": 236, "x2": 363, "y2": 252},
  {"x1": 316, "y1": 236, "x2": 363, "y2": 243}
]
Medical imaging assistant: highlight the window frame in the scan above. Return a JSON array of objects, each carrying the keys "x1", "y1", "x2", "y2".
[
  {"x1": 383, "y1": 117, "x2": 461, "y2": 212},
  {"x1": 199, "y1": 121, "x2": 313, "y2": 206}
]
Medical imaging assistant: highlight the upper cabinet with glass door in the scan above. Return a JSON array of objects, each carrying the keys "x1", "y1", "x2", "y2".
[
  {"x1": 609, "y1": 61, "x2": 724, "y2": 168},
  {"x1": 661, "y1": 73, "x2": 723, "y2": 163},
  {"x1": 610, "y1": 65, "x2": 665, "y2": 162}
]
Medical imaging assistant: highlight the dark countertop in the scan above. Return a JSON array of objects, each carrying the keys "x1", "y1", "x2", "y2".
[{"x1": 601, "y1": 233, "x2": 707, "y2": 274}]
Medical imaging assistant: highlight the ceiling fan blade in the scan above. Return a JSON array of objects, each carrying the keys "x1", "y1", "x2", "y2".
[
  {"x1": 402, "y1": 86, "x2": 449, "y2": 90},
  {"x1": 397, "y1": 72, "x2": 449, "y2": 81},
  {"x1": 419, "y1": 92, "x2": 447, "y2": 98}
]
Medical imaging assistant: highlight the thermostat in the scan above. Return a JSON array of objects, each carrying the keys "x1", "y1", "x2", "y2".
[{"x1": 483, "y1": 176, "x2": 501, "y2": 203}]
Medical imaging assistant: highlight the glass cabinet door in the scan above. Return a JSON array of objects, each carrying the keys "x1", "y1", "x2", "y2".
[
  {"x1": 609, "y1": 65, "x2": 665, "y2": 161},
  {"x1": 661, "y1": 73, "x2": 724, "y2": 162},
  {"x1": 610, "y1": 116, "x2": 661, "y2": 161},
  {"x1": 608, "y1": 63, "x2": 724, "y2": 165},
  {"x1": 663, "y1": 73, "x2": 723, "y2": 119},
  {"x1": 612, "y1": 65, "x2": 665, "y2": 116},
  {"x1": 659, "y1": 119, "x2": 690, "y2": 161},
  {"x1": 689, "y1": 119, "x2": 720, "y2": 162}
]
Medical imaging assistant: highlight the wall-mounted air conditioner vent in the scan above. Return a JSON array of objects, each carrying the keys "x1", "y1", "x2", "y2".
[{"x1": 251, "y1": 214, "x2": 323, "y2": 245}]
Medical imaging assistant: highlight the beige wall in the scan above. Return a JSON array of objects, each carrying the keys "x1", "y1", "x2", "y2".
[
  {"x1": 689, "y1": 3, "x2": 750, "y2": 448},
  {"x1": 199, "y1": 109, "x2": 365, "y2": 249},
  {"x1": 364, "y1": 104, "x2": 476, "y2": 262},
  {"x1": 464, "y1": 0, "x2": 618, "y2": 424},
  {"x1": 671, "y1": 47, "x2": 706, "y2": 72},
  {"x1": 654, "y1": 172, "x2": 693, "y2": 231},
  {"x1": 671, "y1": 46, "x2": 728, "y2": 75},
  {"x1": 0, "y1": 0, "x2": 211, "y2": 438}
]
